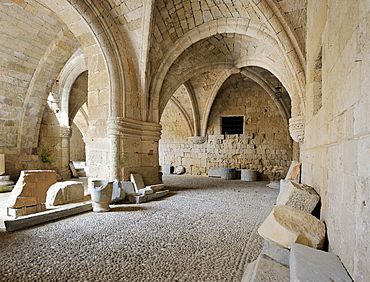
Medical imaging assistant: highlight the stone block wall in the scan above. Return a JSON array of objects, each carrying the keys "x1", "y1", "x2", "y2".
[
  {"x1": 303, "y1": 1, "x2": 370, "y2": 280},
  {"x1": 160, "y1": 76, "x2": 293, "y2": 181}
]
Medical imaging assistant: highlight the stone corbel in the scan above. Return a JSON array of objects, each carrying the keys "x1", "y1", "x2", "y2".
[
  {"x1": 289, "y1": 116, "x2": 305, "y2": 143},
  {"x1": 188, "y1": 136, "x2": 207, "y2": 144}
]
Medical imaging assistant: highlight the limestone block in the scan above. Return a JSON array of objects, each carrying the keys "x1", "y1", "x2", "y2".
[
  {"x1": 0, "y1": 154, "x2": 4, "y2": 175},
  {"x1": 285, "y1": 161, "x2": 301, "y2": 181},
  {"x1": 261, "y1": 240, "x2": 290, "y2": 267},
  {"x1": 139, "y1": 187, "x2": 154, "y2": 195},
  {"x1": 110, "y1": 179, "x2": 126, "y2": 203},
  {"x1": 7, "y1": 170, "x2": 57, "y2": 209},
  {"x1": 162, "y1": 165, "x2": 174, "y2": 174},
  {"x1": 241, "y1": 169, "x2": 257, "y2": 181},
  {"x1": 46, "y1": 181, "x2": 84, "y2": 206},
  {"x1": 290, "y1": 243, "x2": 352, "y2": 282},
  {"x1": 130, "y1": 173, "x2": 146, "y2": 192},
  {"x1": 208, "y1": 167, "x2": 221, "y2": 177},
  {"x1": 148, "y1": 183, "x2": 165, "y2": 192},
  {"x1": 242, "y1": 254, "x2": 290, "y2": 282},
  {"x1": 174, "y1": 165, "x2": 185, "y2": 174},
  {"x1": 258, "y1": 205, "x2": 326, "y2": 249},
  {"x1": 121, "y1": 181, "x2": 135, "y2": 195},
  {"x1": 276, "y1": 181, "x2": 320, "y2": 213}
]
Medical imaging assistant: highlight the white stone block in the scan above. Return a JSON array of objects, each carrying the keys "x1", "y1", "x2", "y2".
[
  {"x1": 130, "y1": 173, "x2": 146, "y2": 192},
  {"x1": 46, "y1": 181, "x2": 84, "y2": 206},
  {"x1": 290, "y1": 243, "x2": 352, "y2": 282}
]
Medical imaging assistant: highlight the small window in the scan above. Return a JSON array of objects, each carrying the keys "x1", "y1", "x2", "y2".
[{"x1": 222, "y1": 116, "x2": 243, "y2": 135}]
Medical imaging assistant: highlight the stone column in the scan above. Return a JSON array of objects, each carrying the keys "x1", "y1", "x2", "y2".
[
  {"x1": 108, "y1": 117, "x2": 121, "y2": 180},
  {"x1": 0, "y1": 154, "x2": 5, "y2": 175},
  {"x1": 60, "y1": 126, "x2": 71, "y2": 179}
]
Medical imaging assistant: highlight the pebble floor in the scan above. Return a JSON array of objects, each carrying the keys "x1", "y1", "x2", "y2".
[{"x1": 0, "y1": 175, "x2": 278, "y2": 282}]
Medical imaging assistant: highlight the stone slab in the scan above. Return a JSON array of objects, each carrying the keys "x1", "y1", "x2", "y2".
[
  {"x1": 7, "y1": 203, "x2": 46, "y2": 218},
  {"x1": 147, "y1": 183, "x2": 165, "y2": 192},
  {"x1": 139, "y1": 187, "x2": 154, "y2": 195},
  {"x1": 121, "y1": 181, "x2": 135, "y2": 195},
  {"x1": 258, "y1": 205, "x2": 326, "y2": 249},
  {"x1": 276, "y1": 181, "x2": 320, "y2": 213},
  {"x1": 285, "y1": 161, "x2": 301, "y2": 181},
  {"x1": 130, "y1": 173, "x2": 146, "y2": 192},
  {"x1": 46, "y1": 181, "x2": 84, "y2": 206},
  {"x1": 261, "y1": 240, "x2": 290, "y2": 267},
  {"x1": 129, "y1": 190, "x2": 169, "y2": 204},
  {"x1": 290, "y1": 243, "x2": 352, "y2": 282},
  {"x1": 4, "y1": 202, "x2": 92, "y2": 232},
  {"x1": 242, "y1": 254, "x2": 290, "y2": 282},
  {"x1": 0, "y1": 154, "x2": 4, "y2": 175},
  {"x1": 110, "y1": 180, "x2": 127, "y2": 203},
  {"x1": 7, "y1": 170, "x2": 57, "y2": 209}
]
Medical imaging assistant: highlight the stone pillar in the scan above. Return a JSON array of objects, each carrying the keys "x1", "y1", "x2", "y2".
[
  {"x1": 0, "y1": 154, "x2": 5, "y2": 175},
  {"x1": 60, "y1": 126, "x2": 71, "y2": 179},
  {"x1": 108, "y1": 117, "x2": 121, "y2": 180}
]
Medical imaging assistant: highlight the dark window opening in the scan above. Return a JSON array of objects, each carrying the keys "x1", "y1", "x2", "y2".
[{"x1": 222, "y1": 116, "x2": 243, "y2": 135}]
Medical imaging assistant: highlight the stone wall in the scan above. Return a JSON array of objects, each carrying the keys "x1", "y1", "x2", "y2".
[
  {"x1": 303, "y1": 1, "x2": 370, "y2": 280},
  {"x1": 160, "y1": 75, "x2": 293, "y2": 181}
]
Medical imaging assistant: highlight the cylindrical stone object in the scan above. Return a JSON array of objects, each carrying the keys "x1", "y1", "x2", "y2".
[
  {"x1": 241, "y1": 169, "x2": 257, "y2": 181},
  {"x1": 220, "y1": 168, "x2": 235, "y2": 180}
]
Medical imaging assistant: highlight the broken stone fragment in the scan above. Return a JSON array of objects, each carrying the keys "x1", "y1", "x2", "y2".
[
  {"x1": 276, "y1": 181, "x2": 320, "y2": 213},
  {"x1": 7, "y1": 170, "x2": 57, "y2": 209},
  {"x1": 46, "y1": 181, "x2": 84, "y2": 206},
  {"x1": 139, "y1": 187, "x2": 154, "y2": 195},
  {"x1": 258, "y1": 205, "x2": 326, "y2": 249}
]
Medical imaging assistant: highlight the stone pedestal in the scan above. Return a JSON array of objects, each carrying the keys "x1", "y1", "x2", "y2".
[
  {"x1": 241, "y1": 169, "x2": 257, "y2": 181},
  {"x1": 90, "y1": 180, "x2": 113, "y2": 212}
]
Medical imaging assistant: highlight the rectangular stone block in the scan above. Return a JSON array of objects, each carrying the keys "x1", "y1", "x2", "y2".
[
  {"x1": 130, "y1": 173, "x2": 146, "y2": 192},
  {"x1": 276, "y1": 181, "x2": 320, "y2": 213},
  {"x1": 258, "y1": 205, "x2": 326, "y2": 249},
  {"x1": 290, "y1": 243, "x2": 352, "y2": 281},
  {"x1": 7, "y1": 170, "x2": 57, "y2": 210}
]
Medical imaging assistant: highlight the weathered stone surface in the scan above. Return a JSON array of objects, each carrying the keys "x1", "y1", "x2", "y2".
[
  {"x1": 148, "y1": 183, "x2": 165, "y2": 192},
  {"x1": 208, "y1": 167, "x2": 221, "y2": 178},
  {"x1": 290, "y1": 243, "x2": 352, "y2": 282},
  {"x1": 46, "y1": 181, "x2": 84, "y2": 206},
  {"x1": 276, "y1": 181, "x2": 320, "y2": 213},
  {"x1": 220, "y1": 168, "x2": 235, "y2": 180},
  {"x1": 261, "y1": 240, "x2": 290, "y2": 267},
  {"x1": 7, "y1": 170, "x2": 57, "y2": 209},
  {"x1": 90, "y1": 180, "x2": 113, "y2": 212},
  {"x1": 0, "y1": 154, "x2": 4, "y2": 175},
  {"x1": 162, "y1": 165, "x2": 174, "y2": 175},
  {"x1": 242, "y1": 254, "x2": 290, "y2": 282},
  {"x1": 174, "y1": 166, "x2": 185, "y2": 175},
  {"x1": 258, "y1": 205, "x2": 326, "y2": 249},
  {"x1": 241, "y1": 169, "x2": 257, "y2": 181},
  {"x1": 130, "y1": 173, "x2": 146, "y2": 192},
  {"x1": 110, "y1": 179, "x2": 126, "y2": 203},
  {"x1": 121, "y1": 181, "x2": 135, "y2": 195},
  {"x1": 139, "y1": 187, "x2": 154, "y2": 195},
  {"x1": 285, "y1": 161, "x2": 301, "y2": 181},
  {"x1": 129, "y1": 190, "x2": 169, "y2": 204}
]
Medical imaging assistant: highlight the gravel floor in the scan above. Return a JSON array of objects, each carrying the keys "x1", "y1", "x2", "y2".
[{"x1": 0, "y1": 175, "x2": 278, "y2": 282}]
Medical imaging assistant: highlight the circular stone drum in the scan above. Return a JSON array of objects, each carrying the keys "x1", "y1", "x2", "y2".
[
  {"x1": 241, "y1": 169, "x2": 257, "y2": 181},
  {"x1": 220, "y1": 168, "x2": 235, "y2": 180}
]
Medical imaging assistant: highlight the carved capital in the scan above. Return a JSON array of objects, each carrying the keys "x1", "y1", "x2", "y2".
[
  {"x1": 60, "y1": 126, "x2": 71, "y2": 138},
  {"x1": 289, "y1": 116, "x2": 305, "y2": 143},
  {"x1": 188, "y1": 136, "x2": 207, "y2": 144}
]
